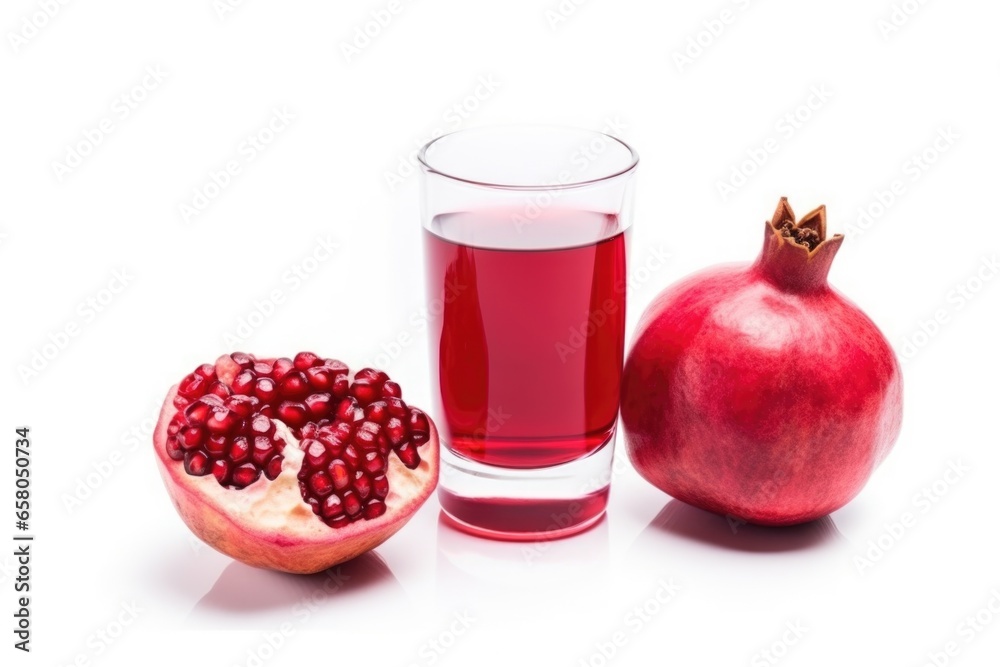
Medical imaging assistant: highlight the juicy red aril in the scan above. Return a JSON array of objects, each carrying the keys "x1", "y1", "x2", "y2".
[
  {"x1": 231, "y1": 464, "x2": 260, "y2": 488},
  {"x1": 279, "y1": 371, "x2": 310, "y2": 400},
  {"x1": 271, "y1": 358, "x2": 294, "y2": 381},
  {"x1": 233, "y1": 369, "x2": 256, "y2": 394},
  {"x1": 305, "y1": 393, "x2": 333, "y2": 419},
  {"x1": 254, "y1": 377, "x2": 278, "y2": 403},
  {"x1": 184, "y1": 451, "x2": 210, "y2": 476},
  {"x1": 278, "y1": 401, "x2": 309, "y2": 427},
  {"x1": 171, "y1": 354, "x2": 431, "y2": 527},
  {"x1": 294, "y1": 351, "x2": 322, "y2": 371},
  {"x1": 231, "y1": 352, "x2": 255, "y2": 368}
]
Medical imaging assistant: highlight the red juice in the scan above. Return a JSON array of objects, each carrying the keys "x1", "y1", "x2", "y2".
[{"x1": 424, "y1": 208, "x2": 628, "y2": 469}]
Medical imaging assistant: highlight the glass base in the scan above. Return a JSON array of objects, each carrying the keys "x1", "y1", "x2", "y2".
[{"x1": 437, "y1": 436, "x2": 614, "y2": 541}]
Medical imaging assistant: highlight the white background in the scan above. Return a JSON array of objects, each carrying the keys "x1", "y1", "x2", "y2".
[{"x1": 2, "y1": 1, "x2": 999, "y2": 665}]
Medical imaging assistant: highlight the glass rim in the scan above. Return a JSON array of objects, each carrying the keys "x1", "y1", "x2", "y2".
[{"x1": 417, "y1": 124, "x2": 640, "y2": 191}]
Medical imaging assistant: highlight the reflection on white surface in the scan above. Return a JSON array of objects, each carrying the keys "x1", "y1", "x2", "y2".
[{"x1": 184, "y1": 551, "x2": 408, "y2": 631}]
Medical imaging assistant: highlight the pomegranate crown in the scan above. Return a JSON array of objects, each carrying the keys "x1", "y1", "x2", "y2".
[{"x1": 755, "y1": 197, "x2": 845, "y2": 291}]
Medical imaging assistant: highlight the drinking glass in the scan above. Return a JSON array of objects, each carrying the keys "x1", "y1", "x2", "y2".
[{"x1": 419, "y1": 125, "x2": 638, "y2": 540}]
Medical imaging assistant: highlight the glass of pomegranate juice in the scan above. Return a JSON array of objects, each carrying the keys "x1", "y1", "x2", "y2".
[{"x1": 419, "y1": 125, "x2": 638, "y2": 540}]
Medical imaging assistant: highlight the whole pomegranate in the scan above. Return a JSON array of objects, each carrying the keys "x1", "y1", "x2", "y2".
[
  {"x1": 153, "y1": 352, "x2": 438, "y2": 573},
  {"x1": 621, "y1": 199, "x2": 902, "y2": 526}
]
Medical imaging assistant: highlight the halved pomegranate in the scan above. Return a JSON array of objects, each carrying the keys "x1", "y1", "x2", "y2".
[{"x1": 153, "y1": 352, "x2": 438, "y2": 574}]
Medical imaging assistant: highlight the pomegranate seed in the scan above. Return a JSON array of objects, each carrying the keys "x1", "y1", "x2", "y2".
[
  {"x1": 381, "y1": 381, "x2": 402, "y2": 399},
  {"x1": 195, "y1": 363, "x2": 217, "y2": 380},
  {"x1": 372, "y1": 475, "x2": 389, "y2": 499},
  {"x1": 178, "y1": 372, "x2": 208, "y2": 399},
  {"x1": 354, "y1": 473, "x2": 371, "y2": 500},
  {"x1": 180, "y1": 426, "x2": 205, "y2": 451},
  {"x1": 328, "y1": 460, "x2": 350, "y2": 490},
  {"x1": 332, "y1": 375, "x2": 350, "y2": 399},
  {"x1": 305, "y1": 366, "x2": 335, "y2": 391},
  {"x1": 184, "y1": 400, "x2": 213, "y2": 426},
  {"x1": 279, "y1": 371, "x2": 310, "y2": 400},
  {"x1": 386, "y1": 397, "x2": 408, "y2": 418},
  {"x1": 230, "y1": 352, "x2": 255, "y2": 368},
  {"x1": 252, "y1": 436, "x2": 275, "y2": 466},
  {"x1": 396, "y1": 442, "x2": 419, "y2": 469},
  {"x1": 254, "y1": 377, "x2": 278, "y2": 403},
  {"x1": 271, "y1": 357, "x2": 294, "y2": 381},
  {"x1": 324, "y1": 359, "x2": 350, "y2": 375},
  {"x1": 355, "y1": 368, "x2": 388, "y2": 383},
  {"x1": 336, "y1": 397, "x2": 360, "y2": 422},
  {"x1": 320, "y1": 495, "x2": 343, "y2": 519},
  {"x1": 309, "y1": 471, "x2": 333, "y2": 497},
  {"x1": 365, "y1": 401, "x2": 388, "y2": 424},
  {"x1": 165, "y1": 437, "x2": 185, "y2": 461},
  {"x1": 258, "y1": 404, "x2": 275, "y2": 418},
  {"x1": 343, "y1": 445, "x2": 360, "y2": 469},
  {"x1": 253, "y1": 361, "x2": 273, "y2": 376},
  {"x1": 409, "y1": 409, "x2": 430, "y2": 444},
  {"x1": 212, "y1": 460, "x2": 230, "y2": 485},
  {"x1": 264, "y1": 456, "x2": 283, "y2": 480},
  {"x1": 208, "y1": 381, "x2": 232, "y2": 398},
  {"x1": 225, "y1": 394, "x2": 258, "y2": 418},
  {"x1": 205, "y1": 434, "x2": 227, "y2": 457},
  {"x1": 277, "y1": 401, "x2": 308, "y2": 427},
  {"x1": 385, "y1": 418, "x2": 406, "y2": 446},
  {"x1": 184, "y1": 451, "x2": 210, "y2": 476},
  {"x1": 356, "y1": 428, "x2": 378, "y2": 451},
  {"x1": 233, "y1": 369, "x2": 256, "y2": 394},
  {"x1": 173, "y1": 395, "x2": 190, "y2": 410},
  {"x1": 231, "y1": 464, "x2": 260, "y2": 488},
  {"x1": 350, "y1": 378, "x2": 380, "y2": 405},
  {"x1": 250, "y1": 413, "x2": 274, "y2": 436},
  {"x1": 206, "y1": 407, "x2": 240, "y2": 435},
  {"x1": 304, "y1": 439, "x2": 329, "y2": 468},
  {"x1": 363, "y1": 499, "x2": 386, "y2": 520},
  {"x1": 342, "y1": 491, "x2": 361, "y2": 517},
  {"x1": 294, "y1": 351, "x2": 322, "y2": 371},
  {"x1": 329, "y1": 515, "x2": 351, "y2": 528},
  {"x1": 229, "y1": 436, "x2": 251, "y2": 463},
  {"x1": 363, "y1": 451, "x2": 386, "y2": 475},
  {"x1": 305, "y1": 393, "x2": 333, "y2": 419}
]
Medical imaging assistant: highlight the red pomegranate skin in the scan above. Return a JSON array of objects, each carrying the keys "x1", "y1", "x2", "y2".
[{"x1": 620, "y1": 199, "x2": 903, "y2": 526}]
